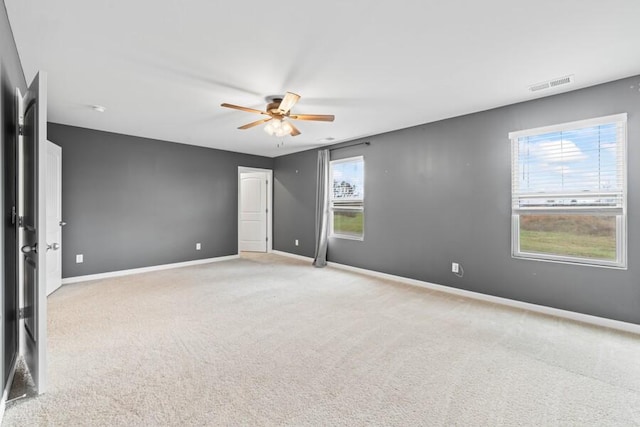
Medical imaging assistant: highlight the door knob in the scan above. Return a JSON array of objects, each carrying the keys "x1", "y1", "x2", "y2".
[
  {"x1": 47, "y1": 243, "x2": 60, "y2": 251},
  {"x1": 21, "y1": 244, "x2": 37, "y2": 254},
  {"x1": 59, "y1": 221, "x2": 67, "y2": 226}
]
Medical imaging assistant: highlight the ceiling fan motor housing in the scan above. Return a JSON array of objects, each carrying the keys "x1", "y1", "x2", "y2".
[{"x1": 266, "y1": 99, "x2": 284, "y2": 115}]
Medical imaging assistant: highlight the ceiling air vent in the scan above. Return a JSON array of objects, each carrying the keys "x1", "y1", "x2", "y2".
[{"x1": 529, "y1": 75, "x2": 574, "y2": 92}]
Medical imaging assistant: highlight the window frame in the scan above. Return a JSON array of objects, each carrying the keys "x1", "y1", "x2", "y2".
[
  {"x1": 509, "y1": 113, "x2": 627, "y2": 269},
  {"x1": 329, "y1": 156, "x2": 365, "y2": 241}
]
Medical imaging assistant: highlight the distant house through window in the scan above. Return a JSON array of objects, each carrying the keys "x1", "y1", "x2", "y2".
[
  {"x1": 330, "y1": 156, "x2": 364, "y2": 240},
  {"x1": 510, "y1": 114, "x2": 627, "y2": 268}
]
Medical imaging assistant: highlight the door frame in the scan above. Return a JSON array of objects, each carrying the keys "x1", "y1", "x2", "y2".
[
  {"x1": 237, "y1": 167, "x2": 272, "y2": 253},
  {"x1": 45, "y1": 141, "x2": 62, "y2": 296}
]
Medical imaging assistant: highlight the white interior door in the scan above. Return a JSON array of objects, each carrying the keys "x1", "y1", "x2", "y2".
[
  {"x1": 46, "y1": 141, "x2": 62, "y2": 296},
  {"x1": 239, "y1": 172, "x2": 267, "y2": 252}
]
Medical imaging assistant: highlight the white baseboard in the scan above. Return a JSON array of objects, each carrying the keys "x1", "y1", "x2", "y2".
[
  {"x1": 61, "y1": 255, "x2": 240, "y2": 285},
  {"x1": 271, "y1": 250, "x2": 314, "y2": 263},
  {"x1": 272, "y1": 250, "x2": 640, "y2": 335}
]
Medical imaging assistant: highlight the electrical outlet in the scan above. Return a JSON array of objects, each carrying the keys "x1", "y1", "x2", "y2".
[
  {"x1": 196, "y1": 243, "x2": 201, "y2": 250},
  {"x1": 76, "y1": 254, "x2": 84, "y2": 264},
  {"x1": 451, "y1": 262, "x2": 459, "y2": 273},
  {"x1": 295, "y1": 239, "x2": 299, "y2": 246}
]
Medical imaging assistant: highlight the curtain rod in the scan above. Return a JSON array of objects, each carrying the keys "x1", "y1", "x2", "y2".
[{"x1": 329, "y1": 141, "x2": 370, "y2": 151}]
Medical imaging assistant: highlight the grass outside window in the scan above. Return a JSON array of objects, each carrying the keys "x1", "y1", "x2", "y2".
[
  {"x1": 518, "y1": 214, "x2": 617, "y2": 261},
  {"x1": 332, "y1": 211, "x2": 363, "y2": 239}
]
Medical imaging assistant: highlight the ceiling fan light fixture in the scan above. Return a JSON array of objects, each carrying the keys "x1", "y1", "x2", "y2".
[
  {"x1": 264, "y1": 121, "x2": 275, "y2": 135},
  {"x1": 264, "y1": 118, "x2": 292, "y2": 137},
  {"x1": 281, "y1": 121, "x2": 293, "y2": 134}
]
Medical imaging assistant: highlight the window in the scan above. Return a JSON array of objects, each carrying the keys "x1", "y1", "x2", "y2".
[
  {"x1": 510, "y1": 114, "x2": 627, "y2": 268},
  {"x1": 330, "y1": 156, "x2": 364, "y2": 240}
]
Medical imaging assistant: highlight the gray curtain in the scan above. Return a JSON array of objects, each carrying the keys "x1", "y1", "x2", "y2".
[{"x1": 313, "y1": 149, "x2": 330, "y2": 267}]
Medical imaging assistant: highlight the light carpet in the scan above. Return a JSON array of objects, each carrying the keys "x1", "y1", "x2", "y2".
[{"x1": 4, "y1": 253, "x2": 640, "y2": 426}]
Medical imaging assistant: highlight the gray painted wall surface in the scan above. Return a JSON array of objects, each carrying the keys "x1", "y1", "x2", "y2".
[
  {"x1": 1, "y1": 3, "x2": 26, "y2": 387},
  {"x1": 273, "y1": 149, "x2": 317, "y2": 257},
  {"x1": 273, "y1": 75, "x2": 640, "y2": 325},
  {"x1": 48, "y1": 123, "x2": 272, "y2": 278}
]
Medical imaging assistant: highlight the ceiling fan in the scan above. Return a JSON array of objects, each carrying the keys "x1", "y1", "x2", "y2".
[{"x1": 221, "y1": 92, "x2": 335, "y2": 137}]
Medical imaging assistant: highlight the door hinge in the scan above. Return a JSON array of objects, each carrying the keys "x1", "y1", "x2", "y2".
[
  {"x1": 18, "y1": 308, "x2": 25, "y2": 319},
  {"x1": 18, "y1": 124, "x2": 24, "y2": 136},
  {"x1": 266, "y1": 237, "x2": 269, "y2": 242},
  {"x1": 11, "y1": 206, "x2": 16, "y2": 225},
  {"x1": 18, "y1": 215, "x2": 24, "y2": 228}
]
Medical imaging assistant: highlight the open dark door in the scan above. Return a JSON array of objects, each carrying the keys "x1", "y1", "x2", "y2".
[
  {"x1": 18, "y1": 72, "x2": 47, "y2": 394},
  {"x1": 1, "y1": 78, "x2": 21, "y2": 410}
]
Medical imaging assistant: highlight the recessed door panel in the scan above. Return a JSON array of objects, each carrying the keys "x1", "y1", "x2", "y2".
[
  {"x1": 239, "y1": 173, "x2": 267, "y2": 252},
  {"x1": 22, "y1": 98, "x2": 38, "y2": 342},
  {"x1": 241, "y1": 179, "x2": 262, "y2": 212},
  {"x1": 23, "y1": 258, "x2": 36, "y2": 340}
]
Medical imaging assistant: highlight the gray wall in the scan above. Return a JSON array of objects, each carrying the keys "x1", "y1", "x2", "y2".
[
  {"x1": 273, "y1": 75, "x2": 640, "y2": 325},
  {"x1": 273, "y1": 149, "x2": 318, "y2": 257},
  {"x1": 1, "y1": 2, "x2": 26, "y2": 388},
  {"x1": 48, "y1": 123, "x2": 273, "y2": 278}
]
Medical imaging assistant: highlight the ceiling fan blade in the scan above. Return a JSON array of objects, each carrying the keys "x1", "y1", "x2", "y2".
[
  {"x1": 289, "y1": 114, "x2": 335, "y2": 122},
  {"x1": 277, "y1": 92, "x2": 300, "y2": 114},
  {"x1": 288, "y1": 121, "x2": 301, "y2": 136},
  {"x1": 238, "y1": 118, "x2": 272, "y2": 130},
  {"x1": 221, "y1": 103, "x2": 269, "y2": 115}
]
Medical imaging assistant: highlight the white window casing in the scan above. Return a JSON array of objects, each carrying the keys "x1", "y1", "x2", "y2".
[
  {"x1": 330, "y1": 156, "x2": 365, "y2": 240},
  {"x1": 510, "y1": 113, "x2": 627, "y2": 268}
]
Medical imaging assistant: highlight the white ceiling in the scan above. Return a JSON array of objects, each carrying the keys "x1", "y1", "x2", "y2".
[{"x1": 6, "y1": 1, "x2": 640, "y2": 158}]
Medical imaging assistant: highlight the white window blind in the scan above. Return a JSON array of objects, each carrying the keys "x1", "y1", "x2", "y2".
[{"x1": 510, "y1": 114, "x2": 627, "y2": 215}]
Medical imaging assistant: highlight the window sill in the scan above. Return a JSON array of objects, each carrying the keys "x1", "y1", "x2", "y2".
[
  {"x1": 512, "y1": 252, "x2": 627, "y2": 270},
  {"x1": 330, "y1": 234, "x2": 364, "y2": 241}
]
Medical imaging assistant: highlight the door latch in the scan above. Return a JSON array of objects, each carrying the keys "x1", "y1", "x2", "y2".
[{"x1": 21, "y1": 244, "x2": 37, "y2": 254}]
